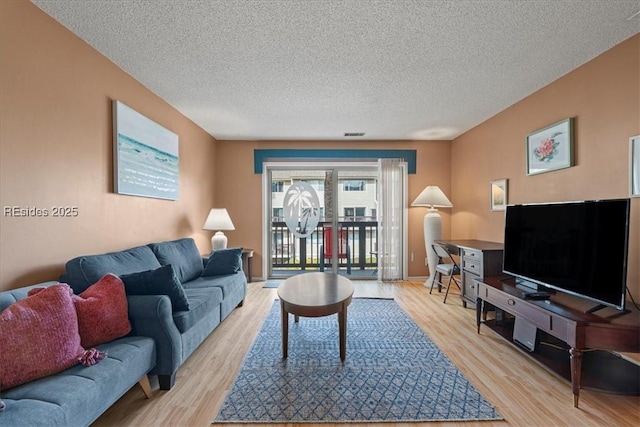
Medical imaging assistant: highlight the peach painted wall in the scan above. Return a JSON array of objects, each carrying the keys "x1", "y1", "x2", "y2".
[
  {"x1": 214, "y1": 140, "x2": 452, "y2": 279},
  {"x1": 451, "y1": 35, "x2": 640, "y2": 298},
  {"x1": 0, "y1": 1, "x2": 218, "y2": 290},
  {"x1": 4, "y1": 0, "x2": 635, "y2": 298}
]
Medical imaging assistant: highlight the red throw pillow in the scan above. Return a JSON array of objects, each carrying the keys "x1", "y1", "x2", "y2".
[
  {"x1": 28, "y1": 274, "x2": 132, "y2": 348},
  {"x1": 0, "y1": 284, "x2": 85, "y2": 390},
  {"x1": 73, "y1": 274, "x2": 132, "y2": 348}
]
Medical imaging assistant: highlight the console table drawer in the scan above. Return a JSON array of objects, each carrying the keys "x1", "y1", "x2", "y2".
[{"x1": 484, "y1": 287, "x2": 551, "y2": 330}]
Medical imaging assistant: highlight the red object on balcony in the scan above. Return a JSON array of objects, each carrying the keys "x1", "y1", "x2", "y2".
[{"x1": 320, "y1": 226, "x2": 351, "y2": 274}]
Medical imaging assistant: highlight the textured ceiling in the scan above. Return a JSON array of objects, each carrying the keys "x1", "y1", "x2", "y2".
[{"x1": 31, "y1": 0, "x2": 640, "y2": 141}]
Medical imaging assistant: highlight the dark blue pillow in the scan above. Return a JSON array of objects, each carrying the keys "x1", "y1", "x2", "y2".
[
  {"x1": 120, "y1": 265, "x2": 190, "y2": 311},
  {"x1": 202, "y1": 247, "x2": 243, "y2": 277},
  {"x1": 148, "y1": 238, "x2": 203, "y2": 283},
  {"x1": 61, "y1": 245, "x2": 161, "y2": 293}
]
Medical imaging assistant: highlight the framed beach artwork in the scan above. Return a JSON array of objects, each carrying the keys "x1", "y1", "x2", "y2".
[
  {"x1": 631, "y1": 135, "x2": 640, "y2": 197},
  {"x1": 526, "y1": 118, "x2": 573, "y2": 176},
  {"x1": 490, "y1": 179, "x2": 507, "y2": 211},
  {"x1": 113, "y1": 100, "x2": 179, "y2": 200}
]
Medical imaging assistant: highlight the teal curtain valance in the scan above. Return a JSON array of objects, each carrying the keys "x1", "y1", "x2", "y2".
[{"x1": 254, "y1": 149, "x2": 416, "y2": 174}]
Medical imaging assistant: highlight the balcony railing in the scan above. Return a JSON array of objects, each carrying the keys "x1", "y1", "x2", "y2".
[{"x1": 271, "y1": 219, "x2": 378, "y2": 271}]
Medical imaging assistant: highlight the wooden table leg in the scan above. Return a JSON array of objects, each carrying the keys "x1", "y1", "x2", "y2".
[
  {"x1": 339, "y1": 304, "x2": 347, "y2": 361},
  {"x1": 569, "y1": 347, "x2": 583, "y2": 407},
  {"x1": 241, "y1": 250, "x2": 253, "y2": 282},
  {"x1": 246, "y1": 255, "x2": 252, "y2": 283},
  {"x1": 281, "y1": 300, "x2": 288, "y2": 359},
  {"x1": 476, "y1": 298, "x2": 482, "y2": 333}
]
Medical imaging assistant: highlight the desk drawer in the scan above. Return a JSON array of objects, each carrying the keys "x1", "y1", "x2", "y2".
[
  {"x1": 484, "y1": 287, "x2": 551, "y2": 330},
  {"x1": 461, "y1": 248, "x2": 482, "y2": 263},
  {"x1": 463, "y1": 257, "x2": 481, "y2": 275},
  {"x1": 463, "y1": 274, "x2": 478, "y2": 299},
  {"x1": 462, "y1": 248, "x2": 482, "y2": 275},
  {"x1": 462, "y1": 248, "x2": 481, "y2": 259}
]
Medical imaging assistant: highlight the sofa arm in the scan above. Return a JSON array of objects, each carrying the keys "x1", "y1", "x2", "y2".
[{"x1": 126, "y1": 295, "x2": 182, "y2": 385}]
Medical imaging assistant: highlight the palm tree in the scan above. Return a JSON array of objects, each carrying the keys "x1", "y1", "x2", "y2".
[{"x1": 284, "y1": 183, "x2": 319, "y2": 237}]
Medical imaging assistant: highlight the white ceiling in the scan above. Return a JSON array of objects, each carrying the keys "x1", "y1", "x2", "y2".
[{"x1": 31, "y1": 0, "x2": 640, "y2": 141}]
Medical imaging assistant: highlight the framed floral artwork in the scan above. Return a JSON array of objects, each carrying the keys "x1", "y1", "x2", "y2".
[
  {"x1": 490, "y1": 179, "x2": 507, "y2": 211},
  {"x1": 526, "y1": 118, "x2": 574, "y2": 175},
  {"x1": 631, "y1": 135, "x2": 640, "y2": 197}
]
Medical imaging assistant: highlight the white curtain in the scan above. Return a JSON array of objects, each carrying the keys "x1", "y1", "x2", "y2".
[{"x1": 377, "y1": 159, "x2": 404, "y2": 281}]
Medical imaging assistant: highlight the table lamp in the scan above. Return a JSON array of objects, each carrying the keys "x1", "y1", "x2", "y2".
[
  {"x1": 203, "y1": 208, "x2": 235, "y2": 251},
  {"x1": 411, "y1": 186, "x2": 453, "y2": 288}
]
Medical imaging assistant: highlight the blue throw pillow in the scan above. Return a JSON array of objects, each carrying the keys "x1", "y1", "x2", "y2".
[
  {"x1": 120, "y1": 265, "x2": 190, "y2": 311},
  {"x1": 62, "y1": 245, "x2": 161, "y2": 293},
  {"x1": 148, "y1": 238, "x2": 204, "y2": 283},
  {"x1": 202, "y1": 247, "x2": 243, "y2": 277}
]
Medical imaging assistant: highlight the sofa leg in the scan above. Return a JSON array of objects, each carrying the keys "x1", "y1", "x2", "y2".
[
  {"x1": 158, "y1": 373, "x2": 176, "y2": 390},
  {"x1": 237, "y1": 299, "x2": 244, "y2": 307},
  {"x1": 138, "y1": 375, "x2": 152, "y2": 399}
]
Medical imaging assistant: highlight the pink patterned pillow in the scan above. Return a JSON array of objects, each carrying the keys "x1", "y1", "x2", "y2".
[
  {"x1": 73, "y1": 274, "x2": 131, "y2": 347},
  {"x1": 0, "y1": 284, "x2": 85, "y2": 390},
  {"x1": 28, "y1": 274, "x2": 132, "y2": 348}
]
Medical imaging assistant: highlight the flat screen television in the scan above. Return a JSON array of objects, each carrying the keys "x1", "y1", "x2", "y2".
[{"x1": 503, "y1": 199, "x2": 630, "y2": 312}]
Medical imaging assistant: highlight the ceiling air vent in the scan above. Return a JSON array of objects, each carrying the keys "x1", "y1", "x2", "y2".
[{"x1": 344, "y1": 132, "x2": 365, "y2": 137}]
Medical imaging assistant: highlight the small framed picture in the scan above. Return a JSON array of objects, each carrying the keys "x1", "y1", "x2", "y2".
[
  {"x1": 490, "y1": 179, "x2": 507, "y2": 211},
  {"x1": 526, "y1": 118, "x2": 574, "y2": 175},
  {"x1": 631, "y1": 135, "x2": 640, "y2": 197}
]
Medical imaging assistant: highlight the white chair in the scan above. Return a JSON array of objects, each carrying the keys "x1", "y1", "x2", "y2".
[{"x1": 431, "y1": 243, "x2": 461, "y2": 304}]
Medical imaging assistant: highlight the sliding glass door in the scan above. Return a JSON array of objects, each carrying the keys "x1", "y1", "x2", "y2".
[{"x1": 266, "y1": 164, "x2": 379, "y2": 279}]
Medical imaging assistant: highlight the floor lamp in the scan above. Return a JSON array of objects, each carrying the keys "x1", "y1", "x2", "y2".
[{"x1": 411, "y1": 186, "x2": 453, "y2": 288}]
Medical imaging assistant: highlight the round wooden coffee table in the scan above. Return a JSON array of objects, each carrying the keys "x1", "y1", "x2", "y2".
[{"x1": 277, "y1": 272, "x2": 354, "y2": 361}]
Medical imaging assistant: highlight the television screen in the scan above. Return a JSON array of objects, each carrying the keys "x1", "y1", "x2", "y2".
[{"x1": 503, "y1": 199, "x2": 630, "y2": 311}]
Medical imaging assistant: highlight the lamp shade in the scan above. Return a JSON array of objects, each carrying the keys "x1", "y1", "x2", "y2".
[
  {"x1": 411, "y1": 186, "x2": 453, "y2": 208},
  {"x1": 203, "y1": 208, "x2": 235, "y2": 231}
]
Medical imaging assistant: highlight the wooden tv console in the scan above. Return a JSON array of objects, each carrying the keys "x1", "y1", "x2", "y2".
[{"x1": 476, "y1": 276, "x2": 640, "y2": 408}]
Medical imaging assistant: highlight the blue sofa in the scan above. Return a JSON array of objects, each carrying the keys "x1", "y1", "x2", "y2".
[
  {"x1": 0, "y1": 283, "x2": 157, "y2": 427},
  {"x1": 60, "y1": 238, "x2": 247, "y2": 390}
]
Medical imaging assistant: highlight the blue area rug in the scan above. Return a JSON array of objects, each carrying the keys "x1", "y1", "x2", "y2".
[
  {"x1": 214, "y1": 299, "x2": 502, "y2": 423},
  {"x1": 263, "y1": 279, "x2": 283, "y2": 288}
]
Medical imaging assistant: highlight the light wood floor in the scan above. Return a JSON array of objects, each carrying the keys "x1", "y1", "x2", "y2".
[{"x1": 94, "y1": 281, "x2": 640, "y2": 427}]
